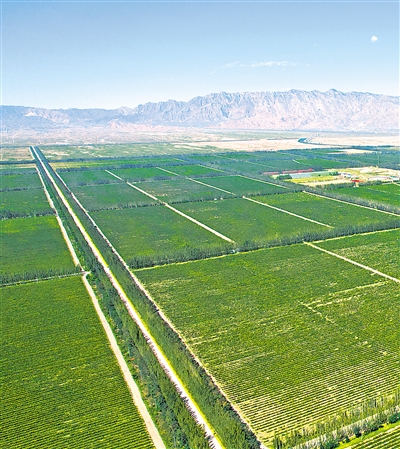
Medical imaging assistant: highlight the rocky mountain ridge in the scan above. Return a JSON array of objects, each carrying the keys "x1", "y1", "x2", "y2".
[{"x1": 2, "y1": 89, "x2": 398, "y2": 132}]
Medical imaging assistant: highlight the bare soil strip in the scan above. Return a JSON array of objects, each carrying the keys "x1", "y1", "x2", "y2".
[
  {"x1": 34, "y1": 164, "x2": 81, "y2": 266},
  {"x1": 189, "y1": 178, "x2": 234, "y2": 194},
  {"x1": 244, "y1": 196, "x2": 333, "y2": 228},
  {"x1": 82, "y1": 274, "x2": 166, "y2": 449},
  {"x1": 105, "y1": 169, "x2": 235, "y2": 243},
  {"x1": 155, "y1": 166, "x2": 181, "y2": 176},
  {"x1": 305, "y1": 242, "x2": 400, "y2": 284},
  {"x1": 32, "y1": 148, "x2": 223, "y2": 449},
  {"x1": 304, "y1": 191, "x2": 400, "y2": 216},
  {"x1": 237, "y1": 174, "x2": 291, "y2": 189},
  {"x1": 312, "y1": 228, "x2": 398, "y2": 244},
  {"x1": 156, "y1": 166, "x2": 235, "y2": 195}
]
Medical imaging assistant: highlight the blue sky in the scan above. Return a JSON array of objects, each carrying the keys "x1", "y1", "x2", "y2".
[{"x1": 2, "y1": 1, "x2": 399, "y2": 109}]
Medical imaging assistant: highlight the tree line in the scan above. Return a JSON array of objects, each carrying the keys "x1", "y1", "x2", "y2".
[{"x1": 34, "y1": 147, "x2": 261, "y2": 449}]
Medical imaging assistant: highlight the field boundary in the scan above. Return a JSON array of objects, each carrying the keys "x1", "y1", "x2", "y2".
[
  {"x1": 0, "y1": 271, "x2": 85, "y2": 288},
  {"x1": 304, "y1": 191, "x2": 400, "y2": 217},
  {"x1": 305, "y1": 242, "x2": 400, "y2": 284},
  {"x1": 82, "y1": 274, "x2": 166, "y2": 449},
  {"x1": 35, "y1": 163, "x2": 81, "y2": 266},
  {"x1": 106, "y1": 169, "x2": 235, "y2": 243},
  {"x1": 244, "y1": 196, "x2": 333, "y2": 227},
  {"x1": 32, "y1": 147, "x2": 224, "y2": 449}
]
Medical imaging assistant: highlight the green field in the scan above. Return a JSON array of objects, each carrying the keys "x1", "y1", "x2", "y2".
[
  {"x1": 72, "y1": 183, "x2": 159, "y2": 210},
  {"x1": 134, "y1": 178, "x2": 235, "y2": 203},
  {"x1": 0, "y1": 188, "x2": 53, "y2": 217},
  {"x1": 109, "y1": 166, "x2": 176, "y2": 181},
  {"x1": 91, "y1": 205, "x2": 232, "y2": 264},
  {"x1": 1, "y1": 277, "x2": 155, "y2": 449},
  {"x1": 58, "y1": 169, "x2": 122, "y2": 186},
  {"x1": 0, "y1": 215, "x2": 75, "y2": 280},
  {"x1": 135, "y1": 243, "x2": 400, "y2": 445},
  {"x1": 156, "y1": 164, "x2": 225, "y2": 177},
  {"x1": 347, "y1": 425, "x2": 400, "y2": 448},
  {"x1": 332, "y1": 183, "x2": 400, "y2": 209},
  {"x1": 254, "y1": 192, "x2": 399, "y2": 229},
  {"x1": 317, "y1": 229, "x2": 400, "y2": 279},
  {"x1": 0, "y1": 172, "x2": 43, "y2": 189},
  {"x1": 175, "y1": 197, "x2": 325, "y2": 245},
  {"x1": 197, "y1": 175, "x2": 290, "y2": 196}
]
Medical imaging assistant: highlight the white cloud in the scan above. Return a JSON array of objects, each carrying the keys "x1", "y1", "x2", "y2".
[
  {"x1": 371, "y1": 35, "x2": 378, "y2": 43},
  {"x1": 223, "y1": 60, "x2": 298, "y2": 69}
]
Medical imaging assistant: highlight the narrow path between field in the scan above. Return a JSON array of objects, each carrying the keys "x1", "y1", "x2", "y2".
[
  {"x1": 135, "y1": 166, "x2": 331, "y2": 229},
  {"x1": 82, "y1": 274, "x2": 166, "y2": 449},
  {"x1": 32, "y1": 148, "x2": 224, "y2": 449},
  {"x1": 244, "y1": 197, "x2": 333, "y2": 227},
  {"x1": 304, "y1": 242, "x2": 400, "y2": 284},
  {"x1": 304, "y1": 191, "x2": 400, "y2": 217},
  {"x1": 105, "y1": 169, "x2": 235, "y2": 243},
  {"x1": 237, "y1": 174, "x2": 291, "y2": 188},
  {"x1": 156, "y1": 167, "x2": 235, "y2": 194}
]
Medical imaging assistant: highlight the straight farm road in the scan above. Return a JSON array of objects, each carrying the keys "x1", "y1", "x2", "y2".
[
  {"x1": 305, "y1": 242, "x2": 400, "y2": 284},
  {"x1": 82, "y1": 274, "x2": 166, "y2": 449},
  {"x1": 304, "y1": 191, "x2": 400, "y2": 217},
  {"x1": 32, "y1": 147, "x2": 225, "y2": 449},
  {"x1": 105, "y1": 169, "x2": 235, "y2": 243}
]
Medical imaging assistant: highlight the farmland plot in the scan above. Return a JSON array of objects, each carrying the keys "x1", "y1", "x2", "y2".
[
  {"x1": 134, "y1": 178, "x2": 235, "y2": 203},
  {"x1": 1, "y1": 277, "x2": 155, "y2": 449},
  {"x1": 71, "y1": 183, "x2": 159, "y2": 211},
  {"x1": 175, "y1": 197, "x2": 325, "y2": 245},
  {"x1": 347, "y1": 424, "x2": 400, "y2": 448},
  {"x1": 0, "y1": 188, "x2": 53, "y2": 217},
  {"x1": 135, "y1": 244, "x2": 400, "y2": 445},
  {"x1": 197, "y1": 175, "x2": 289, "y2": 196},
  {"x1": 91, "y1": 205, "x2": 232, "y2": 264},
  {"x1": 0, "y1": 215, "x2": 75, "y2": 280},
  {"x1": 58, "y1": 169, "x2": 122, "y2": 186},
  {"x1": 110, "y1": 166, "x2": 176, "y2": 181},
  {"x1": 157, "y1": 164, "x2": 225, "y2": 177},
  {"x1": 0, "y1": 172, "x2": 42, "y2": 189},
  {"x1": 332, "y1": 183, "x2": 400, "y2": 209},
  {"x1": 254, "y1": 192, "x2": 400, "y2": 229},
  {"x1": 317, "y1": 229, "x2": 400, "y2": 279}
]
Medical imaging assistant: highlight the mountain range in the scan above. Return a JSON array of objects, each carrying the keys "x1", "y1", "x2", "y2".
[{"x1": 2, "y1": 89, "x2": 399, "y2": 132}]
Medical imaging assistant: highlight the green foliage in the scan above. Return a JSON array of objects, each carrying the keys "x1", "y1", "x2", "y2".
[
  {"x1": 91, "y1": 206, "x2": 232, "y2": 261},
  {"x1": 0, "y1": 188, "x2": 53, "y2": 217},
  {"x1": 329, "y1": 183, "x2": 400, "y2": 210},
  {"x1": 0, "y1": 172, "x2": 43, "y2": 189},
  {"x1": 0, "y1": 216, "x2": 76, "y2": 279},
  {"x1": 255, "y1": 192, "x2": 400, "y2": 229},
  {"x1": 1, "y1": 277, "x2": 156, "y2": 449},
  {"x1": 72, "y1": 182, "x2": 160, "y2": 211},
  {"x1": 136, "y1": 243, "x2": 400, "y2": 447}
]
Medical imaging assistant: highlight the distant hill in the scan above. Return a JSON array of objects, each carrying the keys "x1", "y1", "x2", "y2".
[{"x1": 2, "y1": 89, "x2": 399, "y2": 132}]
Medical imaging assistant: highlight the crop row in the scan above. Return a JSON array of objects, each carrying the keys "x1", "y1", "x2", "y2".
[
  {"x1": 348, "y1": 424, "x2": 400, "y2": 448},
  {"x1": 135, "y1": 241, "x2": 400, "y2": 446},
  {"x1": 0, "y1": 215, "x2": 76, "y2": 282},
  {"x1": 2, "y1": 277, "x2": 155, "y2": 449}
]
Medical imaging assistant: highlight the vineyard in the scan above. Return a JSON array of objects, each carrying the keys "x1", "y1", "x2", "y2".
[
  {"x1": 2, "y1": 143, "x2": 399, "y2": 449},
  {"x1": 1, "y1": 277, "x2": 155, "y2": 449},
  {"x1": 0, "y1": 215, "x2": 76, "y2": 281},
  {"x1": 73, "y1": 182, "x2": 159, "y2": 210},
  {"x1": 345, "y1": 424, "x2": 400, "y2": 448},
  {"x1": 135, "y1": 242, "x2": 400, "y2": 445},
  {"x1": 330, "y1": 183, "x2": 400, "y2": 208},
  {"x1": 91, "y1": 205, "x2": 231, "y2": 261}
]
